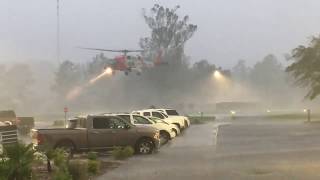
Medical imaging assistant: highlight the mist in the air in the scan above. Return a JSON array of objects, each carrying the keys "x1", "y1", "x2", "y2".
[{"x1": 1, "y1": 1, "x2": 320, "y2": 117}]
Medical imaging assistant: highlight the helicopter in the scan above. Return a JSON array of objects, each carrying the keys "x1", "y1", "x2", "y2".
[
  {"x1": 79, "y1": 47, "x2": 170, "y2": 76},
  {"x1": 79, "y1": 47, "x2": 145, "y2": 76}
]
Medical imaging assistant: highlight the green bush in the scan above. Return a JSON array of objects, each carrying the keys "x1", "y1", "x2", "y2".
[
  {"x1": 52, "y1": 169, "x2": 72, "y2": 180},
  {"x1": 0, "y1": 143, "x2": 35, "y2": 180},
  {"x1": 112, "y1": 146, "x2": 134, "y2": 160},
  {"x1": 87, "y1": 151, "x2": 98, "y2": 160},
  {"x1": 88, "y1": 160, "x2": 100, "y2": 175},
  {"x1": 123, "y1": 146, "x2": 135, "y2": 157},
  {"x1": 68, "y1": 159, "x2": 88, "y2": 180},
  {"x1": 52, "y1": 148, "x2": 72, "y2": 180},
  {"x1": 188, "y1": 116, "x2": 216, "y2": 124}
]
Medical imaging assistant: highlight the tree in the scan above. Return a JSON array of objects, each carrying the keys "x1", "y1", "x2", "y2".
[
  {"x1": 52, "y1": 60, "x2": 82, "y2": 98},
  {"x1": 232, "y1": 59, "x2": 250, "y2": 82},
  {"x1": 192, "y1": 59, "x2": 215, "y2": 73},
  {"x1": 286, "y1": 36, "x2": 320, "y2": 100},
  {"x1": 140, "y1": 4, "x2": 197, "y2": 66},
  {"x1": 251, "y1": 54, "x2": 284, "y2": 87},
  {"x1": 86, "y1": 53, "x2": 109, "y2": 77},
  {"x1": 250, "y1": 54, "x2": 286, "y2": 104},
  {"x1": 0, "y1": 64, "x2": 34, "y2": 110}
]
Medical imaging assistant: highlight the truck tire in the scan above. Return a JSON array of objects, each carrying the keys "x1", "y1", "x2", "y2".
[
  {"x1": 55, "y1": 140, "x2": 75, "y2": 158},
  {"x1": 135, "y1": 138, "x2": 154, "y2": 154},
  {"x1": 173, "y1": 123, "x2": 181, "y2": 130},
  {"x1": 184, "y1": 121, "x2": 189, "y2": 128},
  {"x1": 172, "y1": 129, "x2": 178, "y2": 137},
  {"x1": 160, "y1": 131, "x2": 170, "y2": 145}
]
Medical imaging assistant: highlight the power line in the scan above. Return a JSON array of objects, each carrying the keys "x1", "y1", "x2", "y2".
[{"x1": 57, "y1": 0, "x2": 60, "y2": 64}]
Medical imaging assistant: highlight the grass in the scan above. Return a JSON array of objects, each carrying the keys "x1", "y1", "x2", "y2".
[
  {"x1": 111, "y1": 146, "x2": 134, "y2": 160},
  {"x1": 188, "y1": 116, "x2": 216, "y2": 124}
]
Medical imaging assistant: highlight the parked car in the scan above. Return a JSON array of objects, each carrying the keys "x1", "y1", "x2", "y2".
[
  {"x1": 0, "y1": 110, "x2": 35, "y2": 135},
  {"x1": 133, "y1": 109, "x2": 187, "y2": 130},
  {"x1": 32, "y1": 115, "x2": 160, "y2": 155},
  {"x1": 154, "y1": 108, "x2": 190, "y2": 128},
  {"x1": 147, "y1": 116, "x2": 181, "y2": 136},
  {"x1": 0, "y1": 110, "x2": 17, "y2": 125},
  {"x1": 110, "y1": 113, "x2": 177, "y2": 144}
]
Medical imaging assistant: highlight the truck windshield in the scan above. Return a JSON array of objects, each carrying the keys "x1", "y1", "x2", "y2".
[
  {"x1": 151, "y1": 111, "x2": 165, "y2": 119},
  {"x1": 166, "y1": 110, "x2": 179, "y2": 116}
]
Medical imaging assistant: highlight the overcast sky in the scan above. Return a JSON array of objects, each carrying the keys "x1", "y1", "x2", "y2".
[{"x1": 1, "y1": 0, "x2": 320, "y2": 68}]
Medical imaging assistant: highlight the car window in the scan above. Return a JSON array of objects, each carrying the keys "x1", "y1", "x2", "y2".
[
  {"x1": 133, "y1": 115, "x2": 152, "y2": 124},
  {"x1": 147, "y1": 117, "x2": 157, "y2": 123},
  {"x1": 143, "y1": 112, "x2": 151, "y2": 116},
  {"x1": 152, "y1": 111, "x2": 165, "y2": 119},
  {"x1": 166, "y1": 110, "x2": 179, "y2": 116},
  {"x1": 117, "y1": 115, "x2": 131, "y2": 123},
  {"x1": 93, "y1": 117, "x2": 127, "y2": 129},
  {"x1": 160, "y1": 112, "x2": 169, "y2": 118},
  {"x1": 109, "y1": 117, "x2": 128, "y2": 128}
]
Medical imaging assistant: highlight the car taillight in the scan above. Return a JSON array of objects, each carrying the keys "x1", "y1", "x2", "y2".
[{"x1": 33, "y1": 132, "x2": 44, "y2": 145}]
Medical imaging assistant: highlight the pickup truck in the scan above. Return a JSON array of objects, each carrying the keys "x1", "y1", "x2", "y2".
[
  {"x1": 154, "y1": 108, "x2": 190, "y2": 128},
  {"x1": 132, "y1": 109, "x2": 188, "y2": 130},
  {"x1": 110, "y1": 113, "x2": 177, "y2": 144},
  {"x1": 32, "y1": 115, "x2": 160, "y2": 155}
]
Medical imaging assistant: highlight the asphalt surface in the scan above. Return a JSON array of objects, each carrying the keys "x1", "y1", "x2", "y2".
[{"x1": 98, "y1": 117, "x2": 320, "y2": 180}]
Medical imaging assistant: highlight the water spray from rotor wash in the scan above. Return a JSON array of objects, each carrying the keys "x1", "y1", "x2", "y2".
[{"x1": 66, "y1": 67, "x2": 113, "y2": 101}]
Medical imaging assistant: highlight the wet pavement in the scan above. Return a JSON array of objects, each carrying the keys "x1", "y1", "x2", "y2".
[{"x1": 97, "y1": 117, "x2": 320, "y2": 180}]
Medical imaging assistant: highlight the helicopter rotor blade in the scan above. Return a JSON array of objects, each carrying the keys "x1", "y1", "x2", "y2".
[
  {"x1": 78, "y1": 47, "x2": 144, "y2": 53},
  {"x1": 77, "y1": 47, "x2": 122, "y2": 52}
]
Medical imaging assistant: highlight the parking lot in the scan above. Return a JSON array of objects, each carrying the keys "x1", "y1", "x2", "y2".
[{"x1": 98, "y1": 117, "x2": 320, "y2": 180}]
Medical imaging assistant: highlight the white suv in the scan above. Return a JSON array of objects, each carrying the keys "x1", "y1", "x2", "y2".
[
  {"x1": 154, "y1": 109, "x2": 190, "y2": 128},
  {"x1": 132, "y1": 109, "x2": 187, "y2": 130},
  {"x1": 110, "y1": 113, "x2": 177, "y2": 144}
]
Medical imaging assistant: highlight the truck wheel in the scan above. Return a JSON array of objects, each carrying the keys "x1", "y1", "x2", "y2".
[
  {"x1": 135, "y1": 139, "x2": 154, "y2": 154},
  {"x1": 160, "y1": 131, "x2": 170, "y2": 145},
  {"x1": 174, "y1": 123, "x2": 181, "y2": 131},
  {"x1": 184, "y1": 121, "x2": 189, "y2": 128},
  {"x1": 55, "y1": 141, "x2": 75, "y2": 158},
  {"x1": 172, "y1": 129, "x2": 178, "y2": 137}
]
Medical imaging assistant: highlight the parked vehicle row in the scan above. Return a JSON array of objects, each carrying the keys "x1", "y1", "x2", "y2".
[
  {"x1": 108, "y1": 113, "x2": 179, "y2": 144},
  {"x1": 133, "y1": 108, "x2": 190, "y2": 129},
  {"x1": 31, "y1": 108, "x2": 190, "y2": 156}
]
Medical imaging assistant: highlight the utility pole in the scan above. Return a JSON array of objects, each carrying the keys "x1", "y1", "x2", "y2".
[{"x1": 57, "y1": 0, "x2": 60, "y2": 64}]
